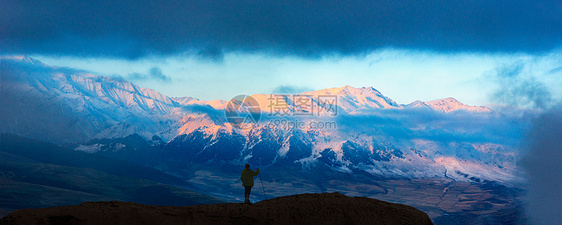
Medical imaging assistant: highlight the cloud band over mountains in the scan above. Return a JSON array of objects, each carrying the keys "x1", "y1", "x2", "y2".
[{"x1": 2, "y1": 0, "x2": 561, "y2": 59}]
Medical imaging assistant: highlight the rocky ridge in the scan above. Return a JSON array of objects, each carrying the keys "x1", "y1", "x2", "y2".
[{"x1": 1, "y1": 193, "x2": 433, "y2": 225}]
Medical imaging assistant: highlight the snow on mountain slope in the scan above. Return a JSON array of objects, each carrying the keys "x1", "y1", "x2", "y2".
[
  {"x1": 403, "y1": 100, "x2": 432, "y2": 109},
  {"x1": 1, "y1": 56, "x2": 183, "y2": 143},
  {"x1": 247, "y1": 86, "x2": 401, "y2": 116},
  {"x1": 3, "y1": 55, "x2": 50, "y2": 67},
  {"x1": 61, "y1": 72, "x2": 178, "y2": 115},
  {"x1": 425, "y1": 97, "x2": 492, "y2": 113},
  {"x1": 159, "y1": 111, "x2": 515, "y2": 184},
  {"x1": 1, "y1": 56, "x2": 230, "y2": 142},
  {"x1": 303, "y1": 85, "x2": 401, "y2": 113},
  {"x1": 3, "y1": 56, "x2": 520, "y2": 184},
  {"x1": 154, "y1": 115, "x2": 519, "y2": 183},
  {"x1": 2, "y1": 57, "x2": 118, "y2": 143},
  {"x1": 176, "y1": 114, "x2": 224, "y2": 136},
  {"x1": 171, "y1": 97, "x2": 198, "y2": 105}
]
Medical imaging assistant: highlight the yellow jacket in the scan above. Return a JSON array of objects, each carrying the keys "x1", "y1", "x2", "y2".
[{"x1": 240, "y1": 168, "x2": 259, "y2": 187}]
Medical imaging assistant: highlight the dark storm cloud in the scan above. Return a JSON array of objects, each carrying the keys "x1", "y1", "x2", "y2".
[
  {"x1": 521, "y1": 104, "x2": 562, "y2": 225},
  {"x1": 1, "y1": 0, "x2": 560, "y2": 59},
  {"x1": 197, "y1": 46, "x2": 225, "y2": 62},
  {"x1": 127, "y1": 67, "x2": 171, "y2": 82},
  {"x1": 492, "y1": 62, "x2": 553, "y2": 110}
]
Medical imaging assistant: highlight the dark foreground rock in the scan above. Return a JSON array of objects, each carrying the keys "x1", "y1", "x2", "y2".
[{"x1": 1, "y1": 193, "x2": 433, "y2": 225}]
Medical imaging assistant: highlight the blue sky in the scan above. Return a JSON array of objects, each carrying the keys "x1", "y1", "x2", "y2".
[
  {"x1": 2, "y1": 0, "x2": 561, "y2": 108},
  {"x1": 31, "y1": 49, "x2": 562, "y2": 108}
]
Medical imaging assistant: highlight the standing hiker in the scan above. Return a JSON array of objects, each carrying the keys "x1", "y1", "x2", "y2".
[{"x1": 240, "y1": 163, "x2": 259, "y2": 204}]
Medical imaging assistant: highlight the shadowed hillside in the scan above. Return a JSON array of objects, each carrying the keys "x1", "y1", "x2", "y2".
[{"x1": 0, "y1": 134, "x2": 224, "y2": 217}]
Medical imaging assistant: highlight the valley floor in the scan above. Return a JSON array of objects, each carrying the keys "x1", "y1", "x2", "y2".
[{"x1": 180, "y1": 166, "x2": 528, "y2": 225}]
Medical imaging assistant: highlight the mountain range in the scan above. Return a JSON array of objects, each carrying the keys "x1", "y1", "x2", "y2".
[
  {"x1": 1, "y1": 56, "x2": 519, "y2": 181},
  {"x1": 1, "y1": 56, "x2": 527, "y2": 223}
]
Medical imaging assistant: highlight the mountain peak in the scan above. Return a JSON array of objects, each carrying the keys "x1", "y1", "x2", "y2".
[
  {"x1": 404, "y1": 100, "x2": 430, "y2": 109},
  {"x1": 2, "y1": 55, "x2": 48, "y2": 67},
  {"x1": 307, "y1": 85, "x2": 382, "y2": 97},
  {"x1": 302, "y1": 86, "x2": 399, "y2": 111},
  {"x1": 440, "y1": 97, "x2": 460, "y2": 102},
  {"x1": 426, "y1": 98, "x2": 491, "y2": 113}
]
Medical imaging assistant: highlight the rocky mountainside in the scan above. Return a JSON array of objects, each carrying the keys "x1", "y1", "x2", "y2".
[
  {"x1": 1, "y1": 56, "x2": 520, "y2": 184},
  {"x1": 1, "y1": 193, "x2": 433, "y2": 225}
]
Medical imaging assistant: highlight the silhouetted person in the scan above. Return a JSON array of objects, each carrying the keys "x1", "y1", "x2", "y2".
[{"x1": 240, "y1": 163, "x2": 259, "y2": 204}]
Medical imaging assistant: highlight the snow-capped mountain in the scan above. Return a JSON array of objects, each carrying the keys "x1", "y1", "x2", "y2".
[
  {"x1": 1, "y1": 56, "x2": 215, "y2": 143},
  {"x1": 2, "y1": 56, "x2": 519, "y2": 184},
  {"x1": 303, "y1": 85, "x2": 401, "y2": 111},
  {"x1": 425, "y1": 97, "x2": 492, "y2": 113},
  {"x1": 404, "y1": 98, "x2": 492, "y2": 113}
]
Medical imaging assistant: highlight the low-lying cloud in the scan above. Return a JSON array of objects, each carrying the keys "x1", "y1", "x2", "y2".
[
  {"x1": 521, "y1": 104, "x2": 562, "y2": 225},
  {"x1": 2, "y1": 0, "x2": 560, "y2": 59},
  {"x1": 180, "y1": 104, "x2": 225, "y2": 125},
  {"x1": 336, "y1": 108, "x2": 527, "y2": 146}
]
